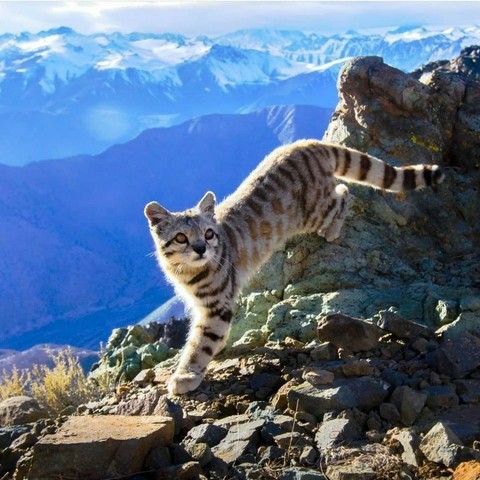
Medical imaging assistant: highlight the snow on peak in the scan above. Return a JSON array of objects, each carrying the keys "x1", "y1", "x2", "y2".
[{"x1": 0, "y1": 25, "x2": 479, "y2": 95}]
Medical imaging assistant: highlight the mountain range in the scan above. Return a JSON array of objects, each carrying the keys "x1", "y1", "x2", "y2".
[
  {"x1": 1, "y1": 25, "x2": 479, "y2": 165},
  {"x1": 0, "y1": 104, "x2": 330, "y2": 351}
]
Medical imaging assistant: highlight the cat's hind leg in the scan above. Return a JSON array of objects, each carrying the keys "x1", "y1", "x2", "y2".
[{"x1": 317, "y1": 183, "x2": 350, "y2": 242}]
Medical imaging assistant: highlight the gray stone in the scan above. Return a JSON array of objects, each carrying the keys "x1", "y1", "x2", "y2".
[
  {"x1": 391, "y1": 428, "x2": 423, "y2": 467},
  {"x1": 0, "y1": 426, "x2": 30, "y2": 450},
  {"x1": 391, "y1": 386, "x2": 428, "y2": 426},
  {"x1": 183, "y1": 423, "x2": 227, "y2": 448},
  {"x1": 10, "y1": 432, "x2": 38, "y2": 450},
  {"x1": 0, "y1": 396, "x2": 48, "y2": 427},
  {"x1": 317, "y1": 314, "x2": 382, "y2": 352},
  {"x1": 379, "y1": 402, "x2": 401, "y2": 423},
  {"x1": 24, "y1": 415, "x2": 174, "y2": 480},
  {"x1": 302, "y1": 368, "x2": 335, "y2": 385},
  {"x1": 183, "y1": 442, "x2": 212, "y2": 467},
  {"x1": 419, "y1": 421, "x2": 480, "y2": 468},
  {"x1": 156, "y1": 461, "x2": 202, "y2": 480},
  {"x1": 310, "y1": 342, "x2": 337, "y2": 361},
  {"x1": 288, "y1": 377, "x2": 389, "y2": 419},
  {"x1": 315, "y1": 418, "x2": 362, "y2": 453},
  {"x1": 426, "y1": 385, "x2": 459, "y2": 408},
  {"x1": 455, "y1": 379, "x2": 480, "y2": 404},
  {"x1": 144, "y1": 446, "x2": 171, "y2": 470},
  {"x1": 279, "y1": 468, "x2": 326, "y2": 479},
  {"x1": 211, "y1": 419, "x2": 264, "y2": 464},
  {"x1": 377, "y1": 310, "x2": 431, "y2": 339},
  {"x1": 435, "y1": 333, "x2": 480, "y2": 378},
  {"x1": 259, "y1": 445, "x2": 285, "y2": 466},
  {"x1": 300, "y1": 446, "x2": 318, "y2": 465},
  {"x1": 410, "y1": 337, "x2": 430, "y2": 354},
  {"x1": 342, "y1": 360, "x2": 375, "y2": 377},
  {"x1": 325, "y1": 464, "x2": 376, "y2": 480},
  {"x1": 274, "y1": 431, "x2": 312, "y2": 449}
]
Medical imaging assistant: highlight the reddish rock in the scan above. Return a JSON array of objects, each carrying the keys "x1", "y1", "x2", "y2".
[{"x1": 24, "y1": 415, "x2": 174, "y2": 480}]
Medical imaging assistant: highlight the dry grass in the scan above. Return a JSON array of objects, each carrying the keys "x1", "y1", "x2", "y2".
[{"x1": 0, "y1": 348, "x2": 113, "y2": 415}]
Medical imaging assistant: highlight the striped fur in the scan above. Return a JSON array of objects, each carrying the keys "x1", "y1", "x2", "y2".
[{"x1": 145, "y1": 140, "x2": 444, "y2": 395}]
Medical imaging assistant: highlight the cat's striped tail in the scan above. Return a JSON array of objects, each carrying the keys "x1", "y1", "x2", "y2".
[{"x1": 330, "y1": 144, "x2": 444, "y2": 191}]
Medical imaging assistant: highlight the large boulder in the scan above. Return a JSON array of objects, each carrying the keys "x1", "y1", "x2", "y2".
[
  {"x1": 0, "y1": 397, "x2": 48, "y2": 427},
  {"x1": 22, "y1": 415, "x2": 174, "y2": 480},
  {"x1": 325, "y1": 49, "x2": 480, "y2": 170}
]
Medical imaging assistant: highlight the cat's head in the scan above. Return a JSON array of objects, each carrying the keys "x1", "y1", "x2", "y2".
[{"x1": 144, "y1": 191, "x2": 219, "y2": 270}]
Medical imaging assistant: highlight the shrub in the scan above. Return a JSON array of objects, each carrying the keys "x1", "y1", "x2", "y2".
[{"x1": 0, "y1": 348, "x2": 114, "y2": 415}]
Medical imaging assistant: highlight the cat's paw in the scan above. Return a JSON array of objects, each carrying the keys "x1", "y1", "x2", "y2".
[{"x1": 167, "y1": 369, "x2": 204, "y2": 395}]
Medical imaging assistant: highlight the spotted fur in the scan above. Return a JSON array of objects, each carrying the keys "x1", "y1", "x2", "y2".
[{"x1": 145, "y1": 139, "x2": 444, "y2": 394}]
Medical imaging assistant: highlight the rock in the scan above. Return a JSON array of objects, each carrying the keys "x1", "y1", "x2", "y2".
[
  {"x1": 250, "y1": 373, "x2": 283, "y2": 398},
  {"x1": 182, "y1": 423, "x2": 228, "y2": 449},
  {"x1": 390, "y1": 386, "x2": 428, "y2": 426},
  {"x1": 302, "y1": 368, "x2": 335, "y2": 385},
  {"x1": 144, "y1": 446, "x2": 171, "y2": 469},
  {"x1": 380, "y1": 369, "x2": 407, "y2": 388},
  {"x1": 435, "y1": 333, "x2": 480, "y2": 379},
  {"x1": 288, "y1": 377, "x2": 389, "y2": 419},
  {"x1": 453, "y1": 460, "x2": 480, "y2": 480},
  {"x1": 376, "y1": 310, "x2": 431, "y2": 339},
  {"x1": 426, "y1": 385, "x2": 460, "y2": 408},
  {"x1": 272, "y1": 379, "x2": 300, "y2": 410},
  {"x1": 274, "y1": 431, "x2": 312, "y2": 449},
  {"x1": 183, "y1": 442, "x2": 212, "y2": 467},
  {"x1": 325, "y1": 464, "x2": 376, "y2": 480},
  {"x1": 411, "y1": 337, "x2": 430, "y2": 354},
  {"x1": 279, "y1": 468, "x2": 326, "y2": 479},
  {"x1": 300, "y1": 446, "x2": 318, "y2": 465},
  {"x1": 0, "y1": 425, "x2": 30, "y2": 449},
  {"x1": 132, "y1": 368, "x2": 155, "y2": 385},
  {"x1": 10, "y1": 432, "x2": 38, "y2": 450},
  {"x1": 317, "y1": 314, "x2": 382, "y2": 352},
  {"x1": 455, "y1": 379, "x2": 480, "y2": 404},
  {"x1": 211, "y1": 419, "x2": 264, "y2": 464},
  {"x1": 156, "y1": 461, "x2": 202, "y2": 480},
  {"x1": 258, "y1": 445, "x2": 285, "y2": 465},
  {"x1": 419, "y1": 422, "x2": 480, "y2": 468},
  {"x1": 390, "y1": 428, "x2": 423, "y2": 467},
  {"x1": 0, "y1": 396, "x2": 48, "y2": 427},
  {"x1": 379, "y1": 402, "x2": 401, "y2": 423},
  {"x1": 23, "y1": 415, "x2": 174, "y2": 480},
  {"x1": 310, "y1": 342, "x2": 337, "y2": 361},
  {"x1": 342, "y1": 360, "x2": 375, "y2": 377},
  {"x1": 315, "y1": 418, "x2": 362, "y2": 453}
]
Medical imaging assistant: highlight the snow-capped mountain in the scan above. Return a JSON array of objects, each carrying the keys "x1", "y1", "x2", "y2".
[{"x1": 0, "y1": 25, "x2": 479, "y2": 165}]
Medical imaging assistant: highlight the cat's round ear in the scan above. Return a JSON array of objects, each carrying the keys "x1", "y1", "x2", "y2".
[
  {"x1": 198, "y1": 191, "x2": 216, "y2": 218},
  {"x1": 144, "y1": 201, "x2": 171, "y2": 227}
]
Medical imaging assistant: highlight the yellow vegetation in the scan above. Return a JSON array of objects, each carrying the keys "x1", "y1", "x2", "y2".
[{"x1": 0, "y1": 348, "x2": 113, "y2": 415}]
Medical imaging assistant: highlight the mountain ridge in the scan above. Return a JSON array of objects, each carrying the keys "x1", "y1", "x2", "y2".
[
  {"x1": 1, "y1": 25, "x2": 479, "y2": 165},
  {"x1": 0, "y1": 104, "x2": 331, "y2": 350}
]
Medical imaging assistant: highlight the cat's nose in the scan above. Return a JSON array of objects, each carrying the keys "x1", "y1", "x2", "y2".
[{"x1": 192, "y1": 242, "x2": 206, "y2": 256}]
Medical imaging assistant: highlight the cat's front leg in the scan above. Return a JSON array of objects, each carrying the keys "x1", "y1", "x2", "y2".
[{"x1": 167, "y1": 306, "x2": 233, "y2": 395}]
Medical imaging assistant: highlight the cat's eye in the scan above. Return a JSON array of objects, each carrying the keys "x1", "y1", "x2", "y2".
[
  {"x1": 205, "y1": 229, "x2": 215, "y2": 240},
  {"x1": 175, "y1": 232, "x2": 188, "y2": 244}
]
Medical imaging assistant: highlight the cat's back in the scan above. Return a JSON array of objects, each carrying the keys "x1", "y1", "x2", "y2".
[{"x1": 217, "y1": 139, "x2": 331, "y2": 218}]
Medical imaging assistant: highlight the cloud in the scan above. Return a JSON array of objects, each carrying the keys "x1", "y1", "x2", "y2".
[{"x1": 0, "y1": 1, "x2": 478, "y2": 36}]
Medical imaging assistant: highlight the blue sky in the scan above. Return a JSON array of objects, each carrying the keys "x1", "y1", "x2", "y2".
[{"x1": 0, "y1": 1, "x2": 479, "y2": 36}]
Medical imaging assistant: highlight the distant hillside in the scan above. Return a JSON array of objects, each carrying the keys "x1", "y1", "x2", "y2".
[{"x1": 0, "y1": 105, "x2": 331, "y2": 350}]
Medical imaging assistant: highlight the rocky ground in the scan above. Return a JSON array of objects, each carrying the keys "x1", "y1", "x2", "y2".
[
  {"x1": 3, "y1": 312, "x2": 480, "y2": 479},
  {"x1": 1, "y1": 47, "x2": 480, "y2": 479}
]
